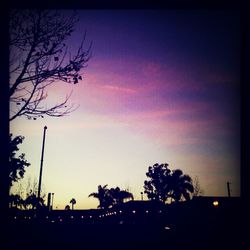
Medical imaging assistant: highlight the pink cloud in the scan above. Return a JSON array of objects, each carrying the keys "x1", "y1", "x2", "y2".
[
  {"x1": 101, "y1": 84, "x2": 137, "y2": 94},
  {"x1": 45, "y1": 55, "x2": 238, "y2": 149}
]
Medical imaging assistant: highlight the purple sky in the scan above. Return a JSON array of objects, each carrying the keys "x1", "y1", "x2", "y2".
[{"x1": 11, "y1": 10, "x2": 240, "y2": 209}]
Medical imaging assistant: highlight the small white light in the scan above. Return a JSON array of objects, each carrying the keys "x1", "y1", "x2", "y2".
[
  {"x1": 81, "y1": 216, "x2": 84, "y2": 219},
  {"x1": 51, "y1": 220, "x2": 55, "y2": 223},
  {"x1": 14, "y1": 216, "x2": 17, "y2": 219},
  {"x1": 213, "y1": 200, "x2": 219, "y2": 207},
  {"x1": 71, "y1": 216, "x2": 74, "y2": 219},
  {"x1": 159, "y1": 210, "x2": 162, "y2": 213},
  {"x1": 114, "y1": 212, "x2": 117, "y2": 215},
  {"x1": 145, "y1": 210, "x2": 149, "y2": 213},
  {"x1": 165, "y1": 226, "x2": 171, "y2": 230},
  {"x1": 60, "y1": 219, "x2": 63, "y2": 222},
  {"x1": 90, "y1": 215, "x2": 92, "y2": 218},
  {"x1": 46, "y1": 216, "x2": 48, "y2": 219},
  {"x1": 132, "y1": 210, "x2": 136, "y2": 214},
  {"x1": 119, "y1": 210, "x2": 122, "y2": 213}
]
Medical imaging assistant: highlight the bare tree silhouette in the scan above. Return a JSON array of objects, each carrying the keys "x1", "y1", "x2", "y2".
[
  {"x1": 24, "y1": 178, "x2": 46, "y2": 210},
  {"x1": 9, "y1": 177, "x2": 46, "y2": 210},
  {"x1": 9, "y1": 9, "x2": 92, "y2": 121},
  {"x1": 192, "y1": 176, "x2": 204, "y2": 197}
]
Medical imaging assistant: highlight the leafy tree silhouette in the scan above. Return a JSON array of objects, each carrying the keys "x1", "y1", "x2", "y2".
[
  {"x1": 9, "y1": 134, "x2": 30, "y2": 189},
  {"x1": 25, "y1": 193, "x2": 45, "y2": 210},
  {"x1": 70, "y1": 198, "x2": 76, "y2": 210},
  {"x1": 9, "y1": 194, "x2": 23, "y2": 209},
  {"x1": 9, "y1": 9, "x2": 92, "y2": 121},
  {"x1": 144, "y1": 163, "x2": 171, "y2": 203},
  {"x1": 144, "y1": 163, "x2": 194, "y2": 203}
]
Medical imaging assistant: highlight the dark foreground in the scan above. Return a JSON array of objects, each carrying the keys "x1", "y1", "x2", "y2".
[{"x1": 5, "y1": 197, "x2": 245, "y2": 250}]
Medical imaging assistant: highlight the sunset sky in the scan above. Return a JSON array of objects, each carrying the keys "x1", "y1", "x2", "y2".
[{"x1": 10, "y1": 10, "x2": 240, "y2": 209}]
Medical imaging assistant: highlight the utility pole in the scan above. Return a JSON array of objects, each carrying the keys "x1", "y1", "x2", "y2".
[
  {"x1": 227, "y1": 182, "x2": 231, "y2": 197},
  {"x1": 141, "y1": 192, "x2": 143, "y2": 201},
  {"x1": 37, "y1": 126, "x2": 48, "y2": 209},
  {"x1": 47, "y1": 193, "x2": 51, "y2": 211}
]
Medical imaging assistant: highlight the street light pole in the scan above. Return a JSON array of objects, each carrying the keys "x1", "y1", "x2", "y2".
[
  {"x1": 37, "y1": 126, "x2": 47, "y2": 209},
  {"x1": 51, "y1": 193, "x2": 54, "y2": 210},
  {"x1": 141, "y1": 192, "x2": 143, "y2": 201},
  {"x1": 227, "y1": 182, "x2": 231, "y2": 197}
]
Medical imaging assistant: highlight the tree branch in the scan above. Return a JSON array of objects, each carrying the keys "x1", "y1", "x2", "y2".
[{"x1": 9, "y1": 9, "x2": 91, "y2": 121}]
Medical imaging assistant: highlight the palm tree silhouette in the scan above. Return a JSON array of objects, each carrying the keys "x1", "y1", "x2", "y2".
[
  {"x1": 109, "y1": 187, "x2": 134, "y2": 205},
  {"x1": 119, "y1": 189, "x2": 134, "y2": 203},
  {"x1": 89, "y1": 185, "x2": 113, "y2": 209},
  {"x1": 70, "y1": 198, "x2": 76, "y2": 210},
  {"x1": 65, "y1": 205, "x2": 70, "y2": 210},
  {"x1": 170, "y1": 169, "x2": 194, "y2": 202}
]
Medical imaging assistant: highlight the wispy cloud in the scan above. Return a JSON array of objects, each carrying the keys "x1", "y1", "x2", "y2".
[
  {"x1": 45, "y1": 55, "x2": 239, "y2": 150},
  {"x1": 101, "y1": 84, "x2": 137, "y2": 94}
]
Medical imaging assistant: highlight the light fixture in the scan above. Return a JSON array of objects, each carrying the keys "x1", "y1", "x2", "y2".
[{"x1": 213, "y1": 200, "x2": 219, "y2": 207}]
